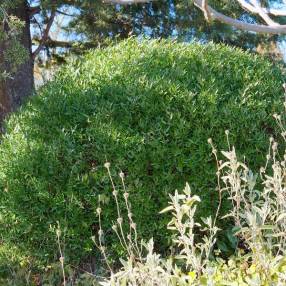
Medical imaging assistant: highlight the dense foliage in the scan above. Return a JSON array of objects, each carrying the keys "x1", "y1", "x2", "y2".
[
  {"x1": 0, "y1": 0, "x2": 28, "y2": 79},
  {"x1": 0, "y1": 39, "x2": 284, "y2": 268}
]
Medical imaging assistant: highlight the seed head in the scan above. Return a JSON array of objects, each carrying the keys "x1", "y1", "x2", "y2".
[
  {"x1": 260, "y1": 167, "x2": 265, "y2": 173},
  {"x1": 131, "y1": 223, "x2": 136, "y2": 229},
  {"x1": 56, "y1": 229, "x2": 61, "y2": 237},
  {"x1": 272, "y1": 142, "x2": 278, "y2": 151},
  {"x1": 273, "y1": 113, "x2": 279, "y2": 120},
  {"x1": 104, "y1": 162, "x2": 111, "y2": 169}
]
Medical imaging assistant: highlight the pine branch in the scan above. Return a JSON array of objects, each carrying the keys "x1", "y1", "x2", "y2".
[
  {"x1": 32, "y1": 9, "x2": 56, "y2": 60},
  {"x1": 28, "y1": 6, "x2": 41, "y2": 17},
  {"x1": 33, "y1": 37, "x2": 73, "y2": 49}
]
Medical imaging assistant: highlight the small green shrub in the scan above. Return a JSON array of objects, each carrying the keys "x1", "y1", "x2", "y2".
[{"x1": 0, "y1": 39, "x2": 284, "y2": 266}]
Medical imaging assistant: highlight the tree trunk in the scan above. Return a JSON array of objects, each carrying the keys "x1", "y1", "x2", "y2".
[{"x1": 0, "y1": 0, "x2": 34, "y2": 121}]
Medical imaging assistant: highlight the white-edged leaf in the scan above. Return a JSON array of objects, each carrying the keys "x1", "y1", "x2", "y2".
[
  {"x1": 159, "y1": 205, "x2": 174, "y2": 214},
  {"x1": 276, "y1": 213, "x2": 286, "y2": 223}
]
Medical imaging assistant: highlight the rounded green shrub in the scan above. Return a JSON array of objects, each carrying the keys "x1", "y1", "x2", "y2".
[{"x1": 0, "y1": 39, "x2": 284, "y2": 266}]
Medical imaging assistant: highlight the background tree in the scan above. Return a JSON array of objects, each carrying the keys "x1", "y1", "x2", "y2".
[{"x1": 51, "y1": 0, "x2": 276, "y2": 58}]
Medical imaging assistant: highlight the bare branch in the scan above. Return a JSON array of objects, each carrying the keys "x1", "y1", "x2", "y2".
[
  {"x1": 32, "y1": 10, "x2": 56, "y2": 60},
  {"x1": 237, "y1": 0, "x2": 278, "y2": 26},
  {"x1": 264, "y1": 8, "x2": 286, "y2": 17},
  {"x1": 202, "y1": 0, "x2": 211, "y2": 22},
  {"x1": 55, "y1": 9, "x2": 75, "y2": 17},
  {"x1": 194, "y1": 0, "x2": 286, "y2": 34}
]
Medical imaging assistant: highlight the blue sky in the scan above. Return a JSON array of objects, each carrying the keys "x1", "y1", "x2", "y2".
[{"x1": 31, "y1": 1, "x2": 286, "y2": 61}]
